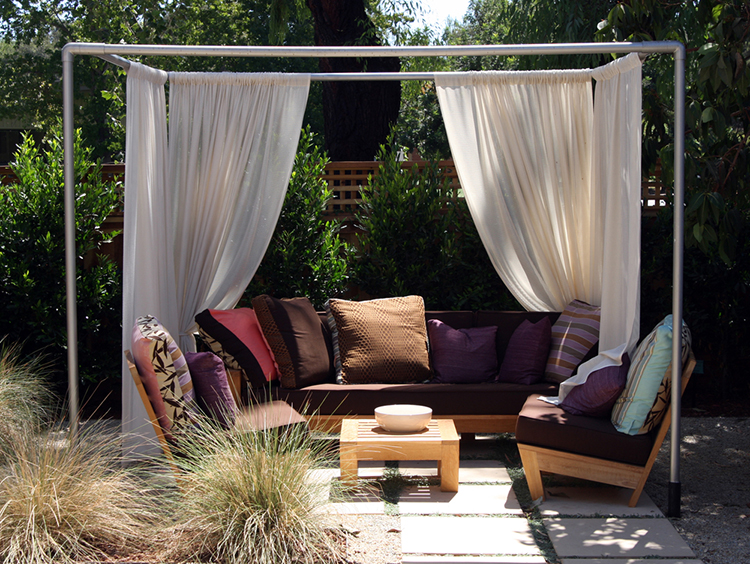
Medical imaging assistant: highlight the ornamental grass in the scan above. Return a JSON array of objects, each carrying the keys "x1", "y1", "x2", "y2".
[
  {"x1": 0, "y1": 340, "x2": 54, "y2": 459},
  {"x1": 160, "y1": 416, "x2": 347, "y2": 564},
  {"x1": 0, "y1": 342, "x2": 156, "y2": 564}
]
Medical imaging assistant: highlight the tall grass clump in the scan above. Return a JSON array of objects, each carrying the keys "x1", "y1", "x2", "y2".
[
  {"x1": 0, "y1": 424, "x2": 157, "y2": 564},
  {"x1": 0, "y1": 340, "x2": 54, "y2": 459},
  {"x1": 163, "y1": 418, "x2": 346, "y2": 564}
]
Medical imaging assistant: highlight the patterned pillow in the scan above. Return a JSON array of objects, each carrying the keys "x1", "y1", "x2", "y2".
[
  {"x1": 427, "y1": 319, "x2": 498, "y2": 383},
  {"x1": 195, "y1": 308, "x2": 279, "y2": 388},
  {"x1": 251, "y1": 295, "x2": 334, "y2": 389},
  {"x1": 496, "y1": 318, "x2": 551, "y2": 385},
  {"x1": 611, "y1": 315, "x2": 691, "y2": 435},
  {"x1": 131, "y1": 315, "x2": 197, "y2": 440},
  {"x1": 636, "y1": 321, "x2": 692, "y2": 434},
  {"x1": 326, "y1": 296, "x2": 430, "y2": 384},
  {"x1": 545, "y1": 300, "x2": 601, "y2": 383}
]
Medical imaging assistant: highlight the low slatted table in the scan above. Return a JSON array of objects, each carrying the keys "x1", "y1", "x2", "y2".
[{"x1": 339, "y1": 418, "x2": 459, "y2": 492}]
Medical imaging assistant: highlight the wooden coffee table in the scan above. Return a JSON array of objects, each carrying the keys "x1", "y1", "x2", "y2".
[{"x1": 339, "y1": 418, "x2": 459, "y2": 492}]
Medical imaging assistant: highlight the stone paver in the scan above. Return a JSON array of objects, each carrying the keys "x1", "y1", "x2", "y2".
[
  {"x1": 399, "y1": 459, "x2": 511, "y2": 483},
  {"x1": 560, "y1": 559, "x2": 704, "y2": 564},
  {"x1": 403, "y1": 556, "x2": 547, "y2": 564},
  {"x1": 544, "y1": 517, "x2": 695, "y2": 559},
  {"x1": 401, "y1": 516, "x2": 540, "y2": 556},
  {"x1": 399, "y1": 484, "x2": 522, "y2": 515},
  {"x1": 538, "y1": 487, "x2": 663, "y2": 517}
]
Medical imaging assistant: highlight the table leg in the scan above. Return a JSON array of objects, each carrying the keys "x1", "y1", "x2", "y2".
[
  {"x1": 340, "y1": 444, "x2": 358, "y2": 486},
  {"x1": 440, "y1": 440, "x2": 459, "y2": 492}
]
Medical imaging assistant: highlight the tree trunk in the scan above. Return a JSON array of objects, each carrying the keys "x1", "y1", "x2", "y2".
[{"x1": 306, "y1": 0, "x2": 401, "y2": 161}]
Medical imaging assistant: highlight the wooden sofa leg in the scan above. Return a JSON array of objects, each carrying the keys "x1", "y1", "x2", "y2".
[{"x1": 518, "y1": 445, "x2": 545, "y2": 501}]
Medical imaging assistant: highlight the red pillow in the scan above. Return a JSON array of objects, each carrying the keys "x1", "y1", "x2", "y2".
[{"x1": 195, "y1": 308, "x2": 280, "y2": 387}]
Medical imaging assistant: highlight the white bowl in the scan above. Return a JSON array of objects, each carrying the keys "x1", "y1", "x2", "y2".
[{"x1": 374, "y1": 404, "x2": 432, "y2": 433}]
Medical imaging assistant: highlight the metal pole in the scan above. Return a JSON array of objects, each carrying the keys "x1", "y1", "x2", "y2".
[
  {"x1": 668, "y1": 43, "x2": 687, "y2": 519},
  {"x1": 69, "y1": 40, "x2": 681, "y2": 60},
  {"x1": 62, "y1": 47, "x2": 79, "y2": 440}
]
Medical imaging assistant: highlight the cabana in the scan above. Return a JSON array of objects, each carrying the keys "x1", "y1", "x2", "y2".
[{"x1": 61, "y1": 41, "x2": 687, "y2": 515}]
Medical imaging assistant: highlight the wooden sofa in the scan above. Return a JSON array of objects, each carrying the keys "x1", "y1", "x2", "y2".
[
  {"x1": 245, "y1": 310, "x2": 580, "y2": 434},
  {"x1": 515, "y1": 353, "x2": 696, "y2": 507}
]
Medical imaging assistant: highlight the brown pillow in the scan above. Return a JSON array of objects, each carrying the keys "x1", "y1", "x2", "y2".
[
  {"x1": 251, "y1": 295, "x2": 334, "y2": 389},
  {"x1": 326, "y1": 296, "x2": 431, "y2": 384}
]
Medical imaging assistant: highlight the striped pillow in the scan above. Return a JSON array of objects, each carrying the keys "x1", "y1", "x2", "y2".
[
  {"x1": 545, "y1": 300, "x2": 601, "y2": 383},
  {"x1": 612, "y1": 315, "x2": 691, "y2": 435}
]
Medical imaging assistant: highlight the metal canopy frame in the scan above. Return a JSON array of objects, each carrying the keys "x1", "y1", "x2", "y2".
[{"x1": 62, "y1": 41, "x2": 686, "y2": 516}]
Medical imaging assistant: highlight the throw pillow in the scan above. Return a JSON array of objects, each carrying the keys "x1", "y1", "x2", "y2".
[
  {"x1": 427, "y1": 319, "x2": 498, "y2": 383},
  {"x1": 251, "y1": 295, "x2": 334, "y2": 389},
  {"x1": 636, "y1": 320, "x2": 692, "y2": 434},
  {"x1": 326, "y1": 296, "x2": 431, "y2": 384},
  {"x1": 496, "y1": 318, "x2": 551, "y2": 385},
  {"x1": 611, "y1": 315, "x2": 691, "y2": 435},
  {"x1": 559, "y1": 353, "x2": 631, "y2": 418},
  {"x1": 195, "y1": 308, "x2": 280, "y2": 388},
  {"x1": 131, "y1": 315, "x2": 197, "y2": 440},
  {"x1": 545, "y1": 299, "x2": 601, "y2": 383},
  {"x1": 184, "y1": 351, "x2": 239, "y2": 428}
]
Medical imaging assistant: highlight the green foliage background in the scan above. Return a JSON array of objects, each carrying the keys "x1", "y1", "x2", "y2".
[{"x1": 0, "y1": 127, "x2": 122, "y2": 391}]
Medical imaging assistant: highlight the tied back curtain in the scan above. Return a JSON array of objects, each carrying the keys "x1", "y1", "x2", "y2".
[
  {"x1": 121, "y1": 62, "x2": 173, "y2": 456},
  {"x1": 435, "y1": 53, "x2": 642, "y2": 397},
  {"x1": 168, "y1": 72, "x2": 311, "y2": 353},
  {"x1": 122, "y1": 69, "x2": 310, "y2": 452}
]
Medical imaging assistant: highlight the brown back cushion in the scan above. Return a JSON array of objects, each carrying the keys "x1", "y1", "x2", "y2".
[
  {"x1": 252, "y1": 295, "x2": 334, "y2": 389},
  {"x1": 326, "y1": 296, "x2": 431, "y2": 384}
]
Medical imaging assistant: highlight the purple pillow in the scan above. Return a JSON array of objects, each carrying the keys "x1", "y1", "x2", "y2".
[
  {"x1": 427, "y1": 319, "x2": 498, "y2": 383},
  {"x1": 184, "y1": 351, "x2": 239, "y2": 428},
  {"x1": 560, "y1": 353, "x2": 631, "y2": 418},
  {"x1": 496, "y1": 318, "x2": 551, "y2": 385}
]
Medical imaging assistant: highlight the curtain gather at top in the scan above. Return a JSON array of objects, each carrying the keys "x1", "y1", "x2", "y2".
[
  {"x1": 122, "y1": 69, "x2": 310, "y2": 453},
  {"x1": 435, "y1": 53, "x2": 642, "y2": 399}
]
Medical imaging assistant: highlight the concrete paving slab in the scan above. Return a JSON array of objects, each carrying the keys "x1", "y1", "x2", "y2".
[
  {"x1": 403, "y1": 556, "x2": 547, "y2": 564},
  {"x1": 399, "y1": 484, "x2": 522, "y2": 515},
  {"x1": 544, "y1": 518, "x2": 695, "y2": 559},
  {"x1": 538, "y1": 487, "x2": 663, "y2": 517},
  {"x1": 398, "y1": 459, "x2": 511, "y2": 483},
  {"x1": 560, "y1": 559, "x2": 704, "y2": 564},
  {"x1": 401, "y1": 516, "x2": 540, "y2": 555}
]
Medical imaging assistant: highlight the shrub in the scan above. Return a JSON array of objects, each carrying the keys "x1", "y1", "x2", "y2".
[
  {"x1": 161, "y1": 416, "x2": 346, "y2": 564},
  {"x1": 0, "y1": 125, "x2": 122, "y2": 387},
  {"x1": 0, "y1": 424, "x2": 155, "y2": 564},
  {"x1": 355, "y1": 137, "x2": 520, "y2": 310},
  {"x1": 243, "y1": 126, "x2": 351, "y2": 310}
]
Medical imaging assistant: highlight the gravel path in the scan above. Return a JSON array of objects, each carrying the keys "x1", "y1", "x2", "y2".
[{"x1": 645, "y1": 416, "x2": 750, "y2": 564}]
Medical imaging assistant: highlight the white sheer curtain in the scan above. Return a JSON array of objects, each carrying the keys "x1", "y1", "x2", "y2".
[
  {"x1": 121, "y1": 62, "x2": 173, "y2": 455},
  {"x1": 435, "y1": 54, "x2": 642, "y2": 397},
  {"x1": 121, "y1": 68, "x2": 310, "y2": 454},
  {"x1": 435, "y1": 69, "x2": 597, "y2": 311},
  {"x1": 168, "y1": 73, "x2": 310, "y2": 352}
]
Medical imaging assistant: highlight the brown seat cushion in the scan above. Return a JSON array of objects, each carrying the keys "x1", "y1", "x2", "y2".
[
  {"x1": 515, "y1": 394, "x2": 654, "y2": 466},
  {"x1": 275, "y1": 381, "x2": 559, "y2": 418}
]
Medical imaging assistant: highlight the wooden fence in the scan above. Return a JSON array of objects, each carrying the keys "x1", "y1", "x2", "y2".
[{"x1": 0, "y1": 159, "x2": 667, "y2": 267}]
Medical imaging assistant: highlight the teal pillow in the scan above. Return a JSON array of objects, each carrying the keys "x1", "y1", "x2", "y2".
[{"x1": 611, "y1": 315, "x2": 688, "y2": 435}]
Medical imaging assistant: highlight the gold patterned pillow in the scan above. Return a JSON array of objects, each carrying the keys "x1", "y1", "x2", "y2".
[{"x1": 325, "y1": 296, "x2": 431, "y2": 384}]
